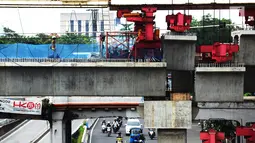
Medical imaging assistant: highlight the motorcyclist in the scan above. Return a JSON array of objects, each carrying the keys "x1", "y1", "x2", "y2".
[
  {"x1": 102, "y1": 119, "x2": 106, "y2": 125},
  {"x1": 106, "y1": 121, "x2": 111, "y2": 127},
  {"x1": 139, "y1": 133, "x2": 146, "y2": 142},
  {"x1": 116, "y1": 132, "x2": 123, "y2": 143},
  {"x1": 113, "y1": 119, "x2": 119, "y2": 127}
]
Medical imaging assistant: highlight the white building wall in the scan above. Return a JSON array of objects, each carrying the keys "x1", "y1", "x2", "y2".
[{"x1": 60, "y1": 9, "x2": 120, "y2": 36}]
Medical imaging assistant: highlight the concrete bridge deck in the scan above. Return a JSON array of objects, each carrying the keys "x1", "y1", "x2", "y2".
[{"x1": 0, "y1": 59, "x2": 166, "y2": 96}]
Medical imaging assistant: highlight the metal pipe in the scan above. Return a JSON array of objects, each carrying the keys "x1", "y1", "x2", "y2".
[
  {"x1": 123, "y1": 13, "x2": 140, "y2": 17},
  {"x1": 106, "y1": 32, "x2": 108, "y2": 59}
]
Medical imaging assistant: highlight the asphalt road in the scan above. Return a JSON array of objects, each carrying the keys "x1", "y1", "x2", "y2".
[
  {"x1": 91, "y1": 119, "x2": 201, "y2": 143},
  {"x1": 91, "y1": 118, "x2": 156, "y2": 143},
  {"x1": 1, "y1": 120, "x2": 49, "y2": 143},
  {"x1": 38, "y1": 119, "x2": 85, "y2": 143},
  {"x1": 0, "y1": 119, "x2": 84, "y2": 143}
]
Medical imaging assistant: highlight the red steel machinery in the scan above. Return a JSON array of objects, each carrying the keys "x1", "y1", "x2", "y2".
[
  {"x1": 166, "y1": 12, "x2": 192, "y2": 32},
  {"x1": 117, "y1": 6, "x2": 161, "y2": 60},
  {"x1": 199, "y1": 42, "x2": 239, "y2": 63},
  {"x1": 200, "y1": 129, "x2": 225, "y2": 143},
  {"x1": 236, "y1": 122, "x2": 255, "y2": 143}
]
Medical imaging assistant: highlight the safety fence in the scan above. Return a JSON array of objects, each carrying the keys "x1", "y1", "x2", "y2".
[
  {"x1": 196, "y1": 62, "x2": 245, "y2": 67},
  {"x1": 0, "y1": 58, "x2": 166, "y2": 62}
]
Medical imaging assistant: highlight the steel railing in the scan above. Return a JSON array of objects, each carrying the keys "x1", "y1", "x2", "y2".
[
  {"x1": 0, "y1": 58, "x2": 166, "y2": 63},
  {"x1": 196, "y1": 62, "x2": 245, "y2": 67}
]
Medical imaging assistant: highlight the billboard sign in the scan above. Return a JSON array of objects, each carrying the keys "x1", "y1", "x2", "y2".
[{"x1": 0, "y1": 99, "x2": 42, "y2": 115}]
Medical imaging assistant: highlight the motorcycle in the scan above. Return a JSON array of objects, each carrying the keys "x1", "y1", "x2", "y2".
[
  {"x1": 113, "y1": 123, "x2": 119, "y2": 133},
  {"x1": 106, "y1": 126, "x2": 112, "y2": 137},
  {"x1": 116, "y1": 137, "x2": 123, "y2": 143},
  {"x1": 101, "y1": 124, "x2": 106, "y2": 133},
  {"x1": 148, "y1": 129, "x2": 155, "y2": 140}
]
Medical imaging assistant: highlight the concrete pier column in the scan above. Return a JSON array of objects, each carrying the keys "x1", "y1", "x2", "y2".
[
  {"x1": 50, "y1": 111, "x2": 72, "y2": 143},
  {"x1": 158, "y1": 129, "x2": 187, "y2": 143},
  {"x1": 161, "y1": 33, "x2": 197, "y2": 70},
  {"x1": 232, "y1": 30, "x2": 255, "y2": 65},
  {"x1": 195, "y1": 64, "x2": 245, "y2": 102}
]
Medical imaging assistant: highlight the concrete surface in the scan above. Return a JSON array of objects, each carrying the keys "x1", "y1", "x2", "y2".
[
  {"x1": 162, "y1": 35, "x2": 196, "y2": 70},
  {"x1": 1, "y1": 120, "x2": 49, "y2": 143},
  {"x1": 194, "y1": 108, "x2": 255, "y2": 124},
  {"x1": 195, "y1": 72, "x2": 244, "y2": 102},
  {"x1": 231, "y1": 30, "x2": 255, "y2": 65},
  {"x1": 158, "y1": 129, "x2": 187, "y2": 143},
  {"x1": 39, "y1": 119, "x2": 85, "y2": 143},
  {"x1": 52, "y1": 96, "x2": 143, "y2": 104},
  {"x1": 0, "y1": 62, "x2": 167, "y2": 67},
  {"x1": 73, "y1": 109, "x2": 141, "y2": 119},
  {"x1": 144, "y1": 101, "x2": 192, "y2": 129},
  {"x1": 196, "y1": 67, "x2": 245, "y2": 72},
  {"x1": 0, "y1": 67, "x2": 166, "y2": 96},
  {"x1": 197, "y1": 102, "x2": 255, "y2": 109},
  {"x1": 91, "y1": 118, "x2": 201, "y2": 143}
]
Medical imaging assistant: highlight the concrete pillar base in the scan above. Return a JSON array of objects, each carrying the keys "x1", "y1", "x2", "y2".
[
  {"x1": 144, "y1": 101, "x2": 191, "y2": 128},
  {"x1": 158, "y1": 129, "x2": 187, "y2": 143}
]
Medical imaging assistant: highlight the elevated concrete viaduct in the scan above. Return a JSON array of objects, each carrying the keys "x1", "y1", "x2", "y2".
[{"x1": 0, "y1": 61, "x2": 166, "y2": 96}]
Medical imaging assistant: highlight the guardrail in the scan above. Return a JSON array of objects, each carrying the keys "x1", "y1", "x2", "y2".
[
  {"x1": 0, "y1": 58, "x2": 166, "y2": 63},
  {"x1": 81, "y1": 126, "x2": 88, "y2": 143},
  {"x1": 196, "y1": 62, "x2": 245, "y2": 67},
  {"x1": 0, "y1": 119, "x2": 17, "y2": 127}
]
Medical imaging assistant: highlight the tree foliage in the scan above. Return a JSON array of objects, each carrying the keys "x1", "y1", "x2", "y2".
[
  {"x1": 190, "y1": 13, "x2": 239, "y2": 46},
  {"x1": 0, "y1": 27, "x2": 95, "y2": 44}
]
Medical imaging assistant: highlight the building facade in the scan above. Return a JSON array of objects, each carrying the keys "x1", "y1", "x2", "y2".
[{"x1": 60, "y1": 9, "x2": 121, "y2": 37}]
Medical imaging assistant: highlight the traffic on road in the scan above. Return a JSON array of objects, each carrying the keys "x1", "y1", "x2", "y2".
[{"x1": 91, "y1": 118, "x2": 157, "y2": 143}]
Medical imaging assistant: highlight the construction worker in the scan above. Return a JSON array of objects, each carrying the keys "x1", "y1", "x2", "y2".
[
  {"x1": 48, "y1": 34, "x2": 60, "y2": 58},
  {"x1": 51, "y1": 35, "x2": 56, "y2": 51}
]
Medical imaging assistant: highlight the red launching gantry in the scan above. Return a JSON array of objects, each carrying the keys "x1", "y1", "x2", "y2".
[
  {"x1": 117, "y1": 7, "x2": 161, "y2": 60},
  {"x1": 166, "y1": 12, "x2": 192, "y2": 32},
  {"x1": 236, "y1": 123, "x2": 255, "y2": 143},
  {"x1": 199, "y1": 42, "x2": 239, "y2": 63},
  {"x1": 200, "y1": 129, "x2": 225, "y2": 143}
]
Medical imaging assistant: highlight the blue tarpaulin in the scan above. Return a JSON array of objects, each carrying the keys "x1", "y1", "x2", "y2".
[{"x1": 0, "y1": 43, "x2": 99, "y2": 59}]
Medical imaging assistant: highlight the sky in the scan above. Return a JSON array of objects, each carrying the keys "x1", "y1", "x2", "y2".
[{"x1": 0, "y1": 0, "x2": 253, "y2": 35}]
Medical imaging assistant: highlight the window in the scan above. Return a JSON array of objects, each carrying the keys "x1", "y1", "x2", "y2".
[
  {"x1": 70, "y1": 20, "x2": 74, "y2": 32},
  {"x1": 101, "y1": 20, "x2": 104, "y2": 32},
  {"x1": 115, "y1": 18, "x2": 120, "y2": 26},
  {"x1": 78, "y1": 20, "x2": 81, "y2": 35},
  {"x1": 85, "y1": 20, "x2": 89, "y2": 36}
]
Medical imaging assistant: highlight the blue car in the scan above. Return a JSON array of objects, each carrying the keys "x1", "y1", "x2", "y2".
[{"x1": 129, "y1": 128, "x2": 144, "y2": 143}]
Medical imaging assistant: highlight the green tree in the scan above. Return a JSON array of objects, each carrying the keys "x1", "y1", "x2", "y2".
[
  {"x1": 0, "y1": 27, "x2": 94, "y2": 44},
  {"x1": 190, "y1": 13, "x2": 237, "y2": 46}
]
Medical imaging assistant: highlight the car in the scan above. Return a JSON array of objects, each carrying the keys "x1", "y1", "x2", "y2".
[{"x1": 125, "y1": 119, "x2": 143, "y2": 136}]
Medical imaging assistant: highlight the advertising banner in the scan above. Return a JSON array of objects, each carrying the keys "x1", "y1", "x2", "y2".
[{"x1": 0, "y1": 99, "x2": 42, "y2": 115}]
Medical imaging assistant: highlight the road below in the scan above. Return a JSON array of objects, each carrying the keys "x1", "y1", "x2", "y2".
[
  {"x1": 0, "y1": 119, "x2": 84, "y2": 143},
  {"x1": 91, "y1": 118, "x2": 201, "y2": 143},
  {"x1": 38, "y1": 119, "x2": 85, "y2": 143},
  {"x1": 1, "y1": 120, "x2": 49, "y2": 143}
]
